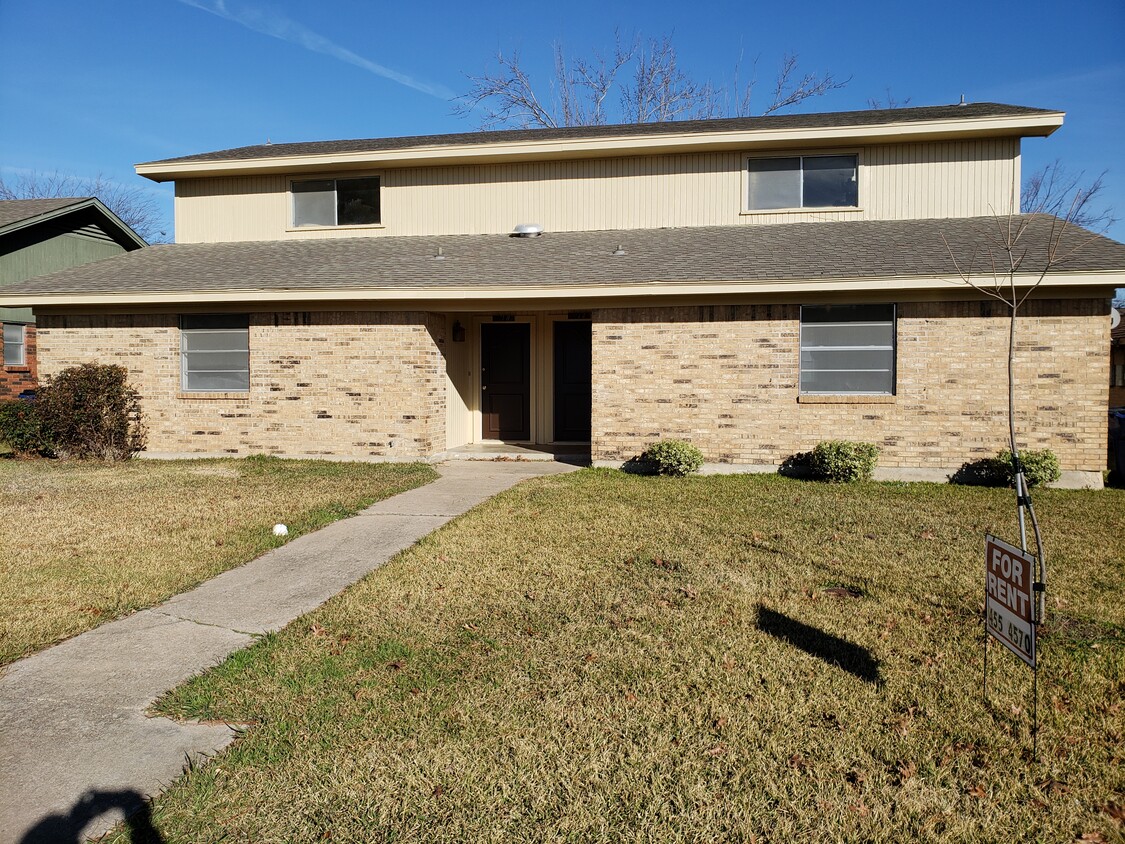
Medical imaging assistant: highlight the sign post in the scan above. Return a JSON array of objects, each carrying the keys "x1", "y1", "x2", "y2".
[{"x1": 984, "y1": 533, "x2": 1044, "y2": 758}]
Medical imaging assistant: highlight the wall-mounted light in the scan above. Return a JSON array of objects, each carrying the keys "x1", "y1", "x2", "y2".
[{"x1": 452, "y1": 320, "x2": 466, "y2": 342}]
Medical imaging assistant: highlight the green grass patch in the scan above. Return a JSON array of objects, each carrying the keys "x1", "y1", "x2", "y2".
[
  {"x1": 121, "y1": 471, "x2": 1121, "y2": 841},
  {"x1": 0, "y1": 457, "x2": 436, "y2": 665}
]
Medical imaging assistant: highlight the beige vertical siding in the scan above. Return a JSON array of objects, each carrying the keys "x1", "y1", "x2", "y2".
[{"x1": 174, "y1": 139, "x2": 1020, "y2": 242}]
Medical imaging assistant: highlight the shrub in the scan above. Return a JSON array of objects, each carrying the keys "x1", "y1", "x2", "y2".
[
  {"x1": 639, "y1": 440, "x2": 704, "y2": 477},
  {"x1": 951, "y1": 449, "x2": 1061, "y2": 488},
  {"x1": 778, "y1": 451, "x2": 813, "y2": 478},
  {"x1": 0, "y1": 398, "x2": 55, "y2": 457},
  {"x1": 950, "y1": 457, "x2": 1008, "y2": 487},
  {"x1": 37, "y1": 363, "x2": 147, "y2": 459},
  {"x1": 809, "y1": 440, "x2": 880, "y2": 483},
  {"x1": 995, "y1": 448, "x2": 1061, "y2": 488}
]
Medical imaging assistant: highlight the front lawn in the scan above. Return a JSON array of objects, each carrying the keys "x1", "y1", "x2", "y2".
[
  {"x1": 133, "y1": 471, "x2": 1122, "y2": 841},
  {"x1": 0, "y1": 456, "x2": 437, "y2": 665}
]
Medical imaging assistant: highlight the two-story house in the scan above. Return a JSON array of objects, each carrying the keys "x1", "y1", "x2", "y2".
[{"x1": 3, "y1": 103, "x2": 1123, "y2": 485}]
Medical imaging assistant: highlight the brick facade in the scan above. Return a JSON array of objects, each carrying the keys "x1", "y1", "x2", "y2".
[
  {"x1": 0, "y1": 322, "x2": 37, "y2": 398},
  {"x1": 591, "y1": 298, "x2": 1110, "y2": 473},
  {"x1": 36, "y1": 311, "x2": 447, "y2": 458},
  {"x1": 34, "y1": 298, "x2": 1111, "y2": 473}
]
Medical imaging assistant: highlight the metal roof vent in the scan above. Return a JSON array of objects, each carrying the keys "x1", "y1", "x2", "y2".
[{"x1": 512, "y1": 223, "x2": 543, "y2": 237}]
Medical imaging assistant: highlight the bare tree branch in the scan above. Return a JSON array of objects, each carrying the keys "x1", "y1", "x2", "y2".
[
  {"x1": 456, "y1": 36, "x2": 849, "y2": 128},
  {"x1": 453, "y1": 49, "x2": 559, "y2": 129},
  {"x1": 866, "y1": 89, "x2": 912, "y2": 110},
  {"x1": 1021, "y1": 160, "x2": 1114, "y2": 231},
  {"x1": 759, "y1": 53, "x2": 849, "y2": 116},
  {"x1": 0, "y1": 171, "x2": 166, "y2": 243}
]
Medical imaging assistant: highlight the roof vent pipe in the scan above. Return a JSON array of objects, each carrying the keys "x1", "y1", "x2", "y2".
[{"x1": 512, "y1": 223, "x2": 543, "y2": 237}]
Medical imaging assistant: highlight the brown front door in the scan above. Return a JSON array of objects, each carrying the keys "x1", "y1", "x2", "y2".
[
  {"x1": 481, "y1": 322, "x2": 531, "y2": 441},
  {"x1": 553, "y1": 321, "x2": 591, "y2": 442}
]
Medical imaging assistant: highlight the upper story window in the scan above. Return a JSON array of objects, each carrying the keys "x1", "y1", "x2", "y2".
[
  {"x1": 292, "y1": 177, "x2": 380, "y2": 227},
  {"x1": 746, "y1": 154, "x2": 858, "y2": 211},
  {"x1": 800, "y1": 304, "x2": 895, "y2": 395},
  {"x1": 3, "y1": 323, "x2": 25, "y2": 366},
  {"x1": 181, "y1": 314, "x2": 249, "y2": 392}
]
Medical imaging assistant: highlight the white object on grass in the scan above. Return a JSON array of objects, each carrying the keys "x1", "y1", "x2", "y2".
[{"x1": 272, "y1": 524, "x2": 289, "y2": 537}]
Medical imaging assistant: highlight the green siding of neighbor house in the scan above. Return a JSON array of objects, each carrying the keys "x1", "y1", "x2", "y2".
[{"x1": 1, "y1": 227, "x2": 129, "y2": 322}]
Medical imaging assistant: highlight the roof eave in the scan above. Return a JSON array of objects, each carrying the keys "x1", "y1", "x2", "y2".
[
  {"x1": 6, "y1": 268, "x2": 1116, "y2": 309},
  {"x1": 136, "y1": 112, "x2": 1065, "y2": 182}
]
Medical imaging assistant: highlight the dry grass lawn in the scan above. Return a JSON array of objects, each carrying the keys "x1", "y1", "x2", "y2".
[
  {"x1": 0, "y1": 456, "x2": 436, "y2": 665},
  {"x1": 117, "y1": 471, "x2": 1122, "y2": 842}
]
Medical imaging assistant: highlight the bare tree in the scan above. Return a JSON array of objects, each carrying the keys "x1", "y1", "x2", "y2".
[
  {"x1": 941, "y1": 171, "x2": 1114, "y2": 622},
  {"x1": 866, "y1": 89, "x2": 912, "y2": 110},
  {"x1": 456, "y1": 33, "x2": 847, "y2": 129},
  {"x1": 0, "y1": 171, "x2": 168, "y2": 243},
  {"x1": 1021, "y1": 160, "x2": 1112, "y2": 231}
]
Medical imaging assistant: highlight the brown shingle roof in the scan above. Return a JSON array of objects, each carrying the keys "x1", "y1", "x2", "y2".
[
  {"x1": 3, "y1": 216, "x2": 1122, "y2": 301},
  {"x1": 141, "y1": 103, "x2": 1058, "y2": 166},
  {"x1": 0, "y1": 198, "x2": 92, "y2": 230}
]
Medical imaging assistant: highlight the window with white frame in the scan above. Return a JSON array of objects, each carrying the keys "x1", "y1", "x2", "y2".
[
  {"x1": 180, "y1": 315, "x2": 249, "y2": 392},
  {"x1": 292, "y1": 176, "x2": 380, "y2": 227},
  {"x1": 3, "y1": 323, "x2": 25, "y2": 366},
  {"x1": 746, "y1": 154, "x2": 858, "y2": 210},
  {"x1": 800, "y1": 304, "x2": 895, "y2": 394}
]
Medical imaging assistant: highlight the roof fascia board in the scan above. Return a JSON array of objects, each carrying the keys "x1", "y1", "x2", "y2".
[
  {"x1": 5, "y1": 269, "x2": 1115, "y2": 309},
  {"x1": 136, "y1": 113, "x2": 1065, "y2": 182},
  {"x1": 0, "y1": 198, "x2": 148, "y2": 249}
]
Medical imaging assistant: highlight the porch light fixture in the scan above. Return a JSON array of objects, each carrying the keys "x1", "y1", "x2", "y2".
[{"x1": 452, "y1": 320, "x2": 466, "y2": 342}]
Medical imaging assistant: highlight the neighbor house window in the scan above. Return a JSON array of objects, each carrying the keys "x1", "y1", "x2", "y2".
[
  {"x1": 181, "y1": 314, "x2": 249, "y2": 392},
  {"x1": 800, "y1": 304, "x2": 895, "y2": 394},
  {"x1": 3, "y1": 324, "x2": 25, "y2": 366},
  {"x1": 746, "y1": 154, "x2": 858, "y2": 210},
  {"x1": 292, "y1": 177, "x2": 380, "y2": 227}
]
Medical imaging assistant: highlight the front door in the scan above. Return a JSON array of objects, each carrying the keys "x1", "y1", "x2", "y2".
[
  {"x1": 553, "y1": 320, "x2": 592, "y2": 442},
  {"x1": 481, "y1": 322, "x2": 531, "y2": 441}
]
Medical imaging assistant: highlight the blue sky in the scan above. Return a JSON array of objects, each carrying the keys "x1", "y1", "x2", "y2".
[{"x1": 1, "y1": 0, "x2": 1123, "y2": 242}]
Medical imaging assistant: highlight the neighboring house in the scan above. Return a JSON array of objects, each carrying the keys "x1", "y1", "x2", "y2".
[
  {"x1": 1112, "y1": 318, "x2": 1125, "y2": 409},
  {"x1": 0, "y1": 197, "x2": 146, "y2": 397},
  {"x1": 2, "y1": 103, "x2": 1124, "y2": 485}
]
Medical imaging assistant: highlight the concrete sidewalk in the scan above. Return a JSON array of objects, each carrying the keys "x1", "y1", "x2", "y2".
[{"x1": 0, "y1": 460, "x2": 577, "y2": 844}]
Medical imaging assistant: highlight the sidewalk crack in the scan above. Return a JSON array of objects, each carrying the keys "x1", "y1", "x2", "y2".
[{"x1": 152, "y1": 610, "x2": 257, "y2": 638}]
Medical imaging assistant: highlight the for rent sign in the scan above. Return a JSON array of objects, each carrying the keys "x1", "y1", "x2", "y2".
[{"x1": 985, "y1": 535, "x2": 1037, "y2": 667}]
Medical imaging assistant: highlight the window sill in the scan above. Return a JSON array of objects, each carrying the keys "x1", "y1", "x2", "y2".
[
  {"x1": 3, "y1": 365, "x2": 30, "y2": 372},
  {"x1": 740, "y1": 206, "x2": 862, "y2": 216},
  {"x1": 798, "y1": 394, "x2": 896, "y2": 404},
  {"x1": 177, "y1": 392, "x2": 250, "y2": 401},
  {"x1": 286, "y1": 223, "x2": 385, "y2": 233}
]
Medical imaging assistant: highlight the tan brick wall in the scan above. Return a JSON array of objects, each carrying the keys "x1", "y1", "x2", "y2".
[
  {"x1": 36, "y1": 311, "x2": 447, "y2": 458},
  {"x1": 1, "y1": 322, "x2": 37, "y2": 398},
  {"x1": 591, "y1": 299, "x2": 1110, "y2": 473}
]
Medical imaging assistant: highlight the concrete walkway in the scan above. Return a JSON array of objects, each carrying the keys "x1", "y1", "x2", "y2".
[{"x1": 0, "y1": 460, "x2": 577, "y2": 844}]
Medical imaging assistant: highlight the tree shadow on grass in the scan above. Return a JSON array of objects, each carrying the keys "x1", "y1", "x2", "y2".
[
  {"x1": 756, "y1": 605, "x2": 882, "y2": 685},
  {"x1": 19, "y1": 788, "x2": 164, "y2": 844}
]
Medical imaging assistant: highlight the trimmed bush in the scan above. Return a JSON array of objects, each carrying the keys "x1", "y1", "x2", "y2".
[
  {"x1": 639, "y1": 440, "x2": 704, "y2": 477},
  {"x1": 37, "y1": 363, "x2": 147, "y2": 460},
  {"x1": 995, "y1": 448, "x2": 1061, "y2": 488},
  {"x1": 809, "y1": 440, "x2": 880, "y2": 483},
  {"x1": 951, "y1": 449, "x2": 1061, "y2": 488},
  {"x1": 0, "y1": 399, "x2": 55, "y2": 457},
  {"x1": 950, "y1": 457, "x2": 1008, "y2": 487}
]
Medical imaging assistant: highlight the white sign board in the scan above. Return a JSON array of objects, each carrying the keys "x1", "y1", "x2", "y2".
[{"x1": 985, "y1": 534, "x2": 1037, "y2": 667}]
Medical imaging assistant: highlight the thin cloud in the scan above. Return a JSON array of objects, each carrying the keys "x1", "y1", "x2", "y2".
[{"x1": 177, "y1": 0, "x2": 454, "y2": 99}]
